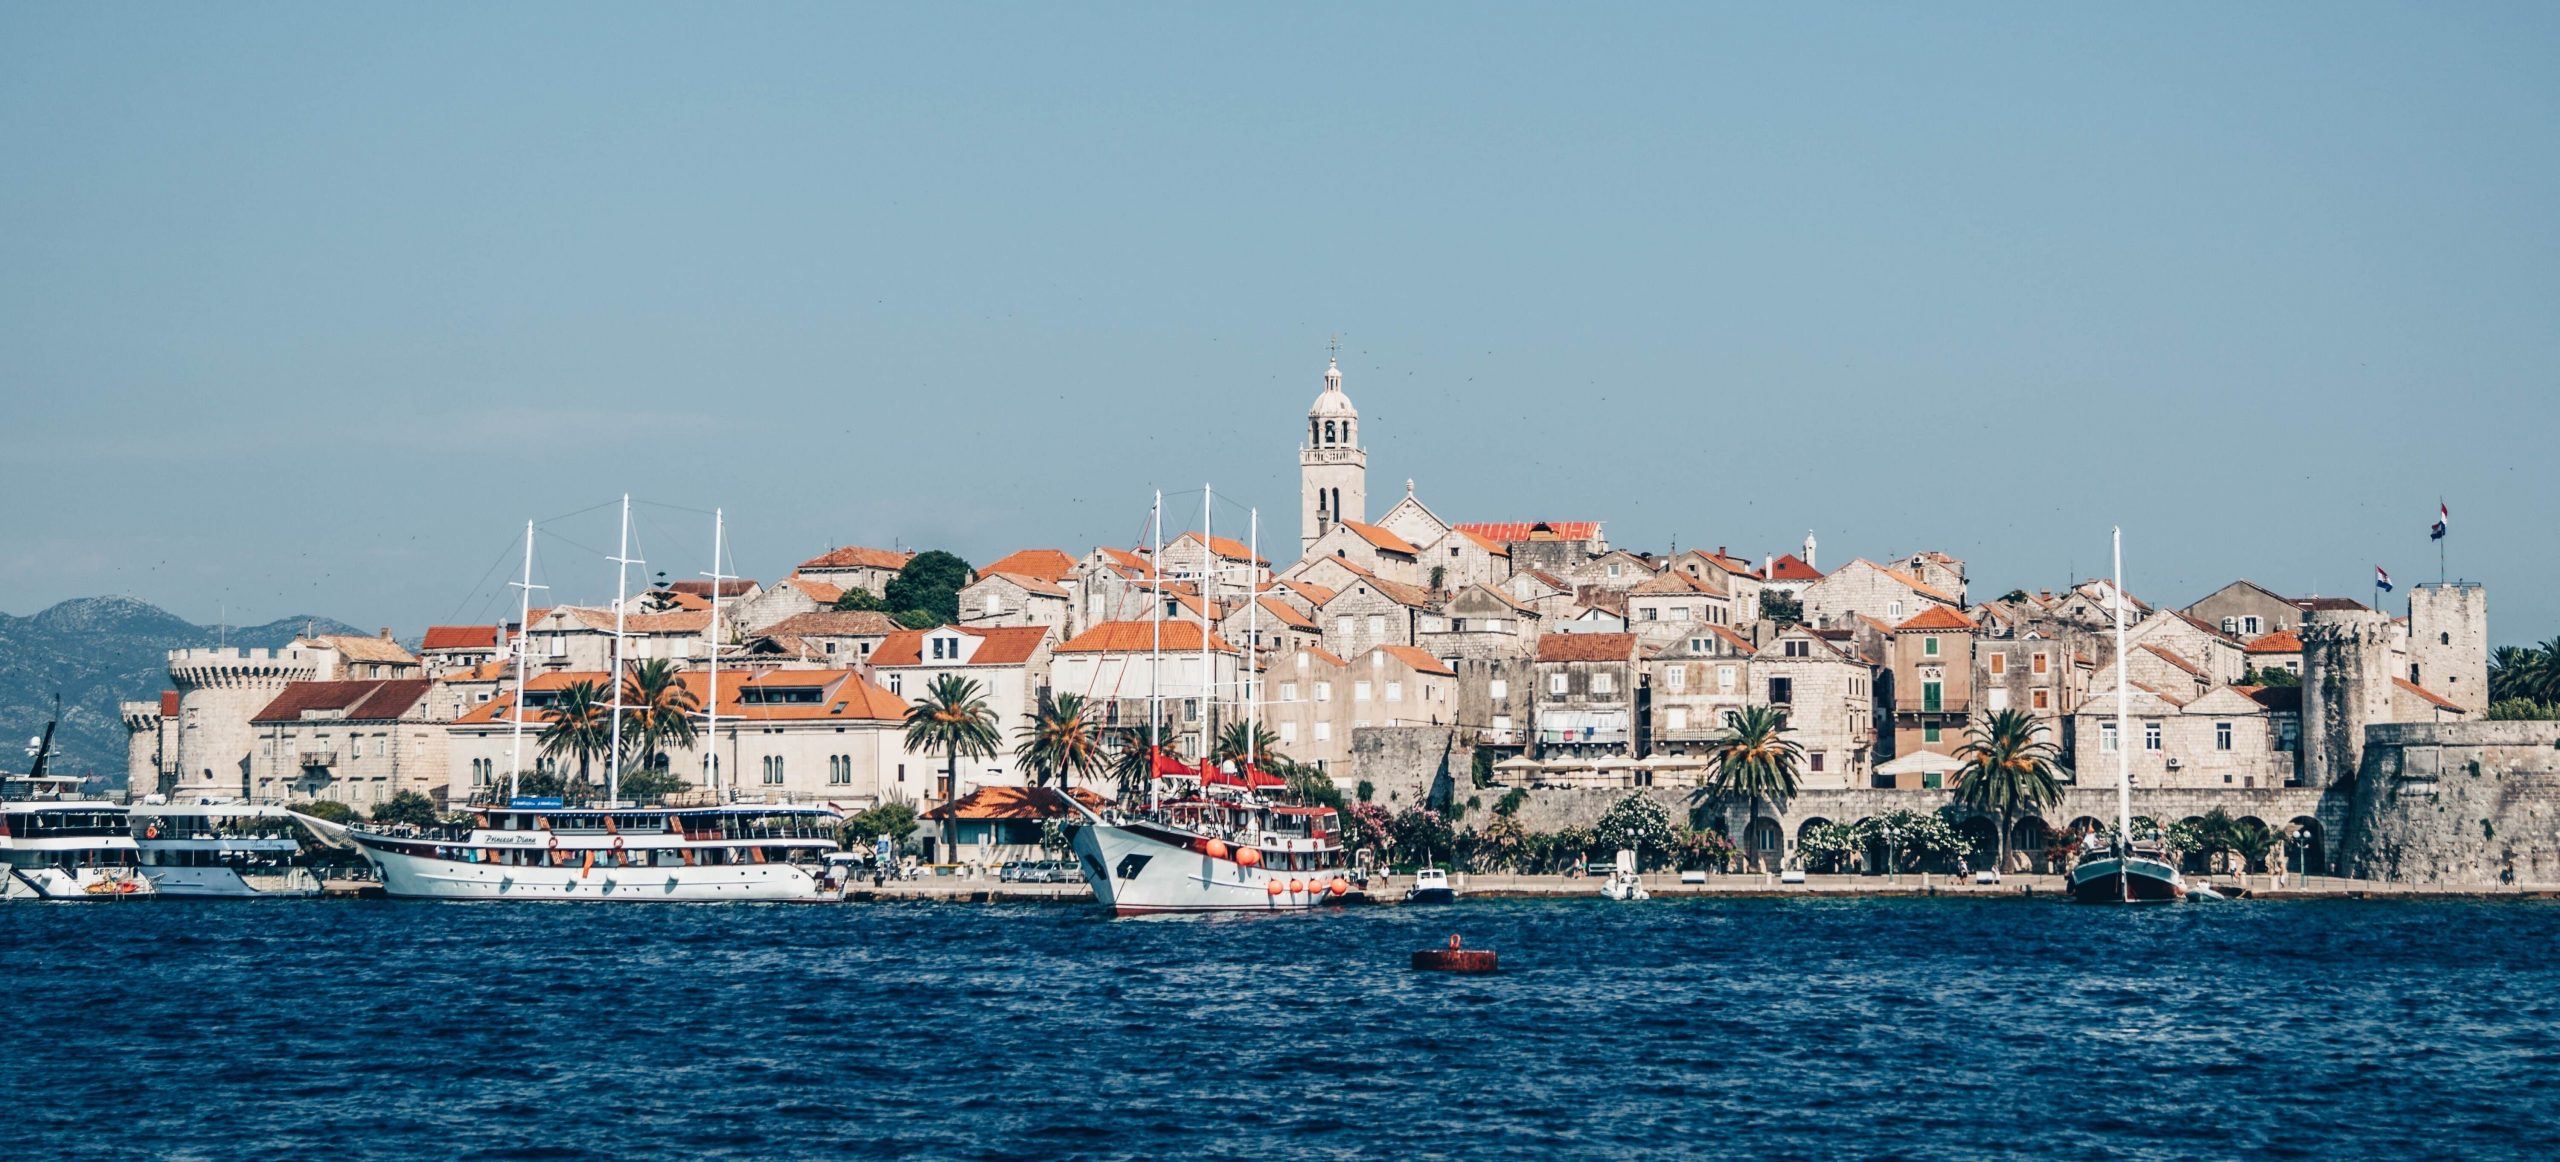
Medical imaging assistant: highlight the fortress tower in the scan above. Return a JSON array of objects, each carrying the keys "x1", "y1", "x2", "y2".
[
  {"x1": 2406, "y1": 582, "x2": 2489, "y2": 714},
  {"x1": 1300, "y1": 352, "x2": 1367, "y2": 554},
  {"x1": 157, "y1": 646, "x2": 321, "y2": 801},
  {"x1": 2298, "y1": 608, "x2": 2401, "y2": 790}
]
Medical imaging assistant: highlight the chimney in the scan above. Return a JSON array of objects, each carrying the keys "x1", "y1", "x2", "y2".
[
  {"x1": 1764, "y1": 555, "x2": 1774, "y2": 577},
  {"x1": 380, "y1": 627, "x2": 394, "y2": 641}
]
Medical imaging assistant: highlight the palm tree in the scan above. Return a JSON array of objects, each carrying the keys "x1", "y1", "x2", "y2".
[
  {"x1": 537, "y1": 680, "x2": 614, "y2": 800},
  {"x1": 903, "y1": 674, "x2": 1003, "y2": 814},
  {"x1": 1696, "y1": 705, "x2": 1804, "y2": 864},
  {"x1": 1951, "y1": 709, "x2": 2065, "y2": 875},
  {"x1": 619, "y1": 658, "x2": 701, "y2": 776},
  {"x1": 1211, "y1": 720, "x2": 1288, "y2": 770},
  {"x1": 1014, "y1": 691, "x2": 1108, "y2": 793},
  {"x1": 1103, "y1": 728, "x2": 1159, "y2": 809}
]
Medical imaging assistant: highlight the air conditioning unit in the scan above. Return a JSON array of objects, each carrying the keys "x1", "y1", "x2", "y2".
[{"x1": 2165, "y1": 757, "x2": 2182, "y2": 770}]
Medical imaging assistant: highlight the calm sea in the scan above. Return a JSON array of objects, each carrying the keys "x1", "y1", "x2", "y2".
[{"x1": 6, "y1": 897, "x2": 2556, "y2": 1160}]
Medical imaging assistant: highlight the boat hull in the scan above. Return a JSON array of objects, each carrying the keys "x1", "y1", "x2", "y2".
[
  {"x1": 1070, "y1": 822, "x2": 1340, "y2": 915},
  {"x1": 2067, "y1": 856, "x2": 2186, "y2": 904},
  {"x1": 6, "y1": 865, "x2": 155, "y2": 900},
  {"x1": 1404, "y1": 887, "x2": 1457, "y2": 905},
  {"x1": 354, "y1": 835, "x2": 821, "y2": 902},
  {"x1": 143, "y1": 865, "x2": 323, "y2": 898}
]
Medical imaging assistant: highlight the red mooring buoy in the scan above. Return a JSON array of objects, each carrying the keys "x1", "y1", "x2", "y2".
[{"x1": 1411, "y1": 934, "x2": 1498, "y2": 974}]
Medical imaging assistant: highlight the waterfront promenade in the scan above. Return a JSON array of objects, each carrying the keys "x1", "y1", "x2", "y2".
[{"x1": 813, "y1": 870, "x2": 2560, "y2": 904}]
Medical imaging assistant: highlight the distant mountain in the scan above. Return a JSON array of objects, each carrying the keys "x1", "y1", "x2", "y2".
[{"x1": 0, "y1": 597, "x2": 363, "y2": 790}]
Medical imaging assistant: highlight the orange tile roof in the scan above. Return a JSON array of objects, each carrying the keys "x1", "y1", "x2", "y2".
[
  {"x1": 1894, "y1": 605, "x2": 1976, "y2": 632},
  {"x1": 1518, "y1": 570, "x2": 1571, "y2": 593},
  {"x1": 1371, "y1": 645, "x2": 1456, "y2": 676},
  {"x1": 1854, "y1": 614, "x2": 1898, "y2": 635},
  {"x1": 1057, "y1": 620, "x2": 1240, "y2": 655},
  {"x1": 2393, "y1": 678, "x2": 2463, "y2": 713},
  {"x1": 1705, "y1": 625, "x2": 1758, "y2": 654},
  {"x1": 1630, "y1": 571, "x2": 1719, "y2": 597},
  {"x1": 1454, "y1": 521, "x2": 1603, "y2": 543},
  {"x1": 870, "y1": 625, "x2": 1052, "y2": 667},
  {"x1": 978, "y1": 549, "x2": 1079, "y2": 583},
  {"x1": 761, "y1": 611, "x2": 904, "y2": 637},
  {"x1": 1329, "y1": 575, "x2": 1435, "y2": 610},
  {"x1": 1537, "y1": 632, "x2": 1638, "y2": 663},
  {"x1": 980, "y1": 571, "x2": 1070, "y2": 598},
  {"x1": 251, "y1": 679, "x2": 433, "y2": 725},
  {"x1": 784, "y1": 576, "x2": 847, "y2": 605},
  {"x1": 1338, "y1": 520, "x2": 1420, "y2": 556},
  {"x1": 797, "y1": 545, "x2": 914, "y2": 572},
  {"x1": 422, "y1": 625, "x2": 500, "y2": 651},
  {"x1": 2139, "y1": 643, "x2": 2206, "y2": 679},
  {"x1": 1279, "y1": 579, "x2": 1336, "y2": 605},
  {"x1": 2245, "y1": 630, "x2": 2303, "y2": 654},
  {"x1": 1761, "y1": 553, "x2": 1824, "y2": 582},
  {"x1": 1861, "y1": 560, "x2": 1958, "y2": 604},
  {"x1": 1248, "y1": 596, "x2": 1316, "y2": 630},
  {"x1": 1452, "y1": 528, "x2": 1511, "y2": 556},
  {"x1": 1296, "y1": 647, "x2": 1349, "y2": 668},
  {"x1": 444, "y1": 661, "x2": 512, "y2": 682},
  {"x1": 1175, "y1": 531, "x2": 1269, "y2": 565}
]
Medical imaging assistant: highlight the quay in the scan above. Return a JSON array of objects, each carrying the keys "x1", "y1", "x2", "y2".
[{"x1": 767, "y1": 873, "x2": 2560, "y2": 905}]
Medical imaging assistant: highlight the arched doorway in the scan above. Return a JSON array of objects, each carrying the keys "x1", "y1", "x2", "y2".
[
  {"x1": 1793, "y1": 817, "x2": 1838, "y2": 873},
  {"x1": 2177, "y1": 815, "x2": 2211, "y2": 874},
  {"x1": 2009, "y1": 817, "x2": 2051, "y2": 873},
  {"x1": 1744, "y1": 817, "x2": 1784, "y2": 873},
  {"x1": 1856, "y1": 817, "x2": 1890, "y2": 876},
  {"x1": 2235, "y1": 816, "x2": 2273, "y2": 873},
  {"x1": 1956, "y1": 816, "x2": 2000, "y2": 873},
  {"x1": 2289, "y1": 816, "x2": 2325, "y2": 878}
]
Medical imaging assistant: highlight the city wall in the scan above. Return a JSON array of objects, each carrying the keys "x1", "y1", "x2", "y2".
[{"x1": 2339, "y1": 720, "x2": 2560, "y2": 886}]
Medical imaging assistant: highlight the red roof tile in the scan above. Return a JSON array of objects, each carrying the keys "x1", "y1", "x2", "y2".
[
  {"x1": 159, "y1": 691, "x2": 179, "y2": 717},
  {"x1": 670, "y1": 579, "x2": 758, "y2": 599},
  {"x1": 1761, "y1": 553, "x2": 1824, "y2": 581},
  {"x1": 797, "y1": 545, "x2": 914, "y2": 572},
  {"x1": 250, "y1": 679, "x2": 433, "y2": 725},
  {"x1": 870, "y1": 625, "x2": 1052, "y2": 667},
  {"x1": 979, "y1": 571, "x2": 1070, "y2": 598},
  {"x1": 1338, "y1": 520, "x2": 1420, "y2": 556},
  {"x1": 1057, "y1": 620, "x2": 1240, "y2": 655},
  {"x1": 1451, "y1": 528, "x2": 1511, "y2": 556},
  {"x1": 2139, "y1": 643, "x2": 2206, "y2": 679},
  {"x1": 2393, "y1": 678, "x2": 2464, "y2": 713},
  {"x1": 1370, "y1": 645, "x2": 1456, "y2": 676},
  {"x1": 422, "y1": 625, "x2": 500, "y2": 651},
  {"x1": 979, "y1": 549, "x2": 1079, "y2": 583},
  {"x1": 2245, "y1": 630, "x2": 2303, "y2": 654},
  {"x1": 1894, "y1": 605, "x2": 1977, "y2": 632},
  {"x1": 784, "y1": 576, "x2": 848, "y2": 605},
  {"x1": 1175, "y1": 531, "x2": 1269, "y2": 565},
  {"x1": 1537, "y1": 632, "x2": 1638, "y2": 663}
]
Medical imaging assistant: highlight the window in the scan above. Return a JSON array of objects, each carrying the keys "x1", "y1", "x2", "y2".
[
  {"x1": 2221, "y1": 617, "x2": 2239, "y2": 634},
  {"x1": 1923, "y1": 772, "x2": 1944, "y2": 790},
  {"x1": 2032, "y1": 688, "x2": 2050, "y2": 710},
  {"x1": 1888, "y1": 601, "x2": 1905, "y2": 619},
  {"x1": 1354, "y1": 681, "x2": 1373, "y2": 703},
  {"x1": 1488, "y1": 679, "x2": 1508, "y2": 700},
  {"x1": 1386, "y1": 681, "x2": 1403, "y2": 702},
  {"x1": 2032, "y1": 652, "x2": 2049, "y2": 675},
  {"x1": 352, "y1": 738, "x2": 364, "y2": 759},
  {"x1": 1549, "y1": 674, "x2": 1568, "y2": 695},
  {"x1": 1281, "y1": 682, "x2": 1298, "y2": 702},
  {"x1": 1922, "y1": 682, "x2": 1942, "y2": 712},
  {"x1": 2215, "y1": 721, "x2": 2234, "y2": 751},
  {"x1": 1607, "y1": 564, "x2": 1622, "y2": 578},
  {"x1": 828, "y1": 755, "x2": 852, "y2": 785},
  {"x1": 1783, "y1": 640, "x2": 1810, "y2": 658},
  {"x1": 1643, "y1": 607, "x2": 1659, "y2": 621},
  {"x1": 2100, "y1": 722, "x2": 2118, "y2": 753},
  {"x1": 1315, "y1": 682, "x2": 1331, "y2": 702},
  {"x1": 1923, "y1": 637, "x2": 1939, "y2": 656},
  {"x1": 2143, "y1": 721, "x2": 2162, "y2": 751},
  {"x1": 2245, "y1": 616, "x2": 2263, "y2": 636},
  {"x1": 1666, "y1": 667, "x2": 1686, "y2": 692},
  {"x1": 1988, "y1": 653, "x2": 2006, "y2": 676},
  {"x1": 887, "y1": 673, "x2": 903, "y2": 695},
  {"x1": 1367, "y1": 615, "x2": 1385, "y2": 637},
  {"x1": 1336, "y1": 616, "x2": 1353, "y2": 638},
  {"x1": 1768, "y1": 677, "x2": 1794, "y2": 704},
  {"x1": 983, "y1": 593, "x2": 1003, "y2": 615},
  {"x1": 1183, "y1": 699, "x2": 1200, "y2": 721},
  {"x1": 1314, "y1": 722, "x2": 1332, "y2": 742},
  {"x1": 1718, "y1": 666, "x2": 1736, "y2": 692},
  {"x1": 548, "y1": 636, "x2": 567, "y2": 657},
  {"x1": 1668, "y1": 707, "x2": 1690, "y2": 733},
  {"x1": 762, "y1": 756, "x2": 785, "y2": 786},
  {"x1": 1809, "y1": 752, "x2": 1825, "y2": 772},
  {"x1": 1593, "y1": 672, "x2": 1615, "y2": 695},
  {"x1": 1924, "y1": 724, "x2": 1941, "y2": 744},
  {"x1": 1280, "y1": 723, "x2": 1297, "y2": 745}
]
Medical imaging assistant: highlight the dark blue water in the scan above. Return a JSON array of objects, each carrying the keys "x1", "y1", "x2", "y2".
[{"x1": 8, "y1": 898, "x2": 2558, "y2": 1160}]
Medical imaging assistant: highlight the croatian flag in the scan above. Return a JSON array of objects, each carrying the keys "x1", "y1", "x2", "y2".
[
  {"x1": 2431, "y1": 503, "x2": 2449, "y2": 541},
  {"x1": 2375, "y1": 565, "x2": 2393, "y2": 593}
]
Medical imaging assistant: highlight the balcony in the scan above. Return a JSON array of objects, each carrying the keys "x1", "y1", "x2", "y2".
[{"x1": 297, "y1": 749, "x2": 338, "y2": 768}]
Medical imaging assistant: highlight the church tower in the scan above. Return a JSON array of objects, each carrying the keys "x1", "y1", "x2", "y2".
[{"x1": 1301, "y1": 351, "x2": 1367, "y2": 554}]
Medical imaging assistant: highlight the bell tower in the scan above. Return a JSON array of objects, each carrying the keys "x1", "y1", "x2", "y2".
[{"x1": 1300, "y1": 346, "x2": 1367, "y2": 554}]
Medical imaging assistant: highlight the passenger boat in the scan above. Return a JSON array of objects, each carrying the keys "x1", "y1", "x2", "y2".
[
  {"x1": 4, "y1": 776, "x2": 153, "y2": 900},
  {"x1": 131, "y1": 803, "x2": 324, "y2": 898},
  {"x1": 1067, "y1": 488, "x2": 1352, "y2": 915},
  {"x1": 2069, "y1": 528, "x2": 2187, "y2": 905},
  {"x1": 310, "y1": 798, "x2": 843, "y2": 901},
  {"x1": 1404, "y1": 867, "x2": 1457, "y2": 905}
]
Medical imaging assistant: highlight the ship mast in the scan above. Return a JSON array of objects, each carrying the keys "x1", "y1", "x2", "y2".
[
  {"x1": 1246, "y1": 506, "x2": 1259, "y2": 779},
  {"x1": 606, "y1": 494, "x2": 638, "y2": 807},
  {"x1": 506, "y1": 519, "x2": 545, "y2": 802},
  {"x1": 2111, "y1": 526, "x2": 2133, "y2": 903},
  {"x1": 1201, "y1": 483, "x2": 1213, "y2": 783},
  {"x1": 1149, "y1": 490, "x2": 1163, "y2": 814},
  {"x1": 701, "y1": 508, "x2": 730, "y2": 801}
]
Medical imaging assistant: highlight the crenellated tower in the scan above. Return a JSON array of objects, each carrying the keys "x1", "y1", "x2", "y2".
[
  {"x1": 2299, "y1": 609, "x2": 2401, "y2": 790},
  {"x1": 157, "y1": 646, "x2": 322, "y2": 801}
]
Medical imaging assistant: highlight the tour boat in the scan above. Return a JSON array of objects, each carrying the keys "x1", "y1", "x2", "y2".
[
  {"x1": 1404, "y1": 867, "x2": 1458, "y2": 905},
  {"x1": 1068, "y1": 487, "x2": 1353, "y2": 915},
  {"x1": 132, "y1": 803, "x2": 325, "y2": 898},
  {"x1": 2068, "y1": 528, "x2": 2188, "y2": 905},
  {"x1": 309, "y1": 799, "x2": 844, "y2": 901},
  {"x1": 4, "y1": 706, "x2": 153, "y2": 900}
]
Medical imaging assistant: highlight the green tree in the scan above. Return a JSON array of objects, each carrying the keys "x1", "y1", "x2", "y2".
[
  {"x1": 1795, "y1": 820, "x2": 1864, "y2": 873},
  {"x1": 1211, "y1": 720, "x2": 1287, "y2": 769},
  {"x1": 1696, "y1": 704, "x2": 1804, "y2": 830},
  {"x1": 1014, "y1": 691, "x2": 1108, "y2": 792},
  {"x1": 883, "y1": 550, "x2": 974, "y2": 626},
  {"x1": 2242, "y1": 665, "x2": 2301, "y2": 688},
  {"x1": 845, "y1": 800, "x2": 921, "y2": 849},
  {"x1": 904, "y1": 674, "x2": 1003, "y2": 812},
  {"x1": 831, "y1": 587, "x2": 888, "y2": 613},
  {"x1": 1493, "y1": 787, "x2": 1528, "y2": 816},
  {"x1": 617, "y1": 767, "x2": 692, "y2": 804},
  {"x1": 1593, "y1": 793, "x2": 1677, "y2": 870},
  {"x1": 290, "y1": 799, "x2": 362, "y2": 826},
  {"x1": 1951, "y1": 709, "x2": 2066, "y2": 875},
  {"x1": 1760, "y1": 590, "x2": 1803, "y2": 626},
  {"x1": 538, "y1": 680, "x2": 614, "y2": 795},
  {"x1": 619, "y1": 658, "x2": 701, "y2": 773},
  {"x1": 372, "y1": 790, "x2": 440, "y2": 828},
  {"x1": 1473, "y1": 814, "x2": 1529, "y2": 872},
  {"x1": 1387, "y1": 806, "x2": 1454, "y2": 869},
  {"x1": 1283, "y1": 763, "x2": 1345, "y2": 812},
  {"x1": 1102, "y1": 727, "x2": 1162, "y2": 809}
]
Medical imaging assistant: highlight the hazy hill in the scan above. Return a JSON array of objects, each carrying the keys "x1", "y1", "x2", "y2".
[{"x1": 0, "y1": 597, "x2": 362, "y2": 789}]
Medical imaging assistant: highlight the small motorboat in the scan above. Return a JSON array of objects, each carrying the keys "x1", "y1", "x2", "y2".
[
  {"x1": 1599, "y1": 849, "x2": 1648, "y2": 901},
  {"x1": 1403, "y1": 867, "x2": 1457, "y2": 905},
  {"x1": 1411, "y1": 934, "x2": 1497, "y2": 973}
]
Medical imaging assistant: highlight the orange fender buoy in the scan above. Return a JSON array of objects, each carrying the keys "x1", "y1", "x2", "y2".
[
  {"x1": 1235, "y1": 846, "x2": 1262, "y2": 868},
  {"x1": 1331, "y1": 877, "x2": 1352, "y2": 896},
  {"x1": 1266, "y1": 880, "x2": 1284, "y2": 896},
  {"x1": 1204, "y1": 838, "x2": 1228, "y2": 860},
  {"x1": 1289, "y1": 879, "x2": 1305, "y2": 894}
]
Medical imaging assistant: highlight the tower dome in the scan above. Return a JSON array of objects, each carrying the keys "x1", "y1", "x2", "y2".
[{"x1": 1308, "y1": 356, "x2": 1357, "y2": 418}]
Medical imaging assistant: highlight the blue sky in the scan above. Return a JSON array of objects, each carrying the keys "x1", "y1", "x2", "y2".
[{"x1": 3, "y1": 4, "x2": 2554, "y2": 639}]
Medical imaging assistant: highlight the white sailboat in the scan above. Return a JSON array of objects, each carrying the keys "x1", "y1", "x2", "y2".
[
  {"x1": 326, "y1": 500, "x2": 842, "y2": 901},
  {"x1": 2067, "y1": 528, "x2": 2187, "y2": 904},
  {"x1": 1068, "y1": 487, "x2": 1352, "y2": 915}
]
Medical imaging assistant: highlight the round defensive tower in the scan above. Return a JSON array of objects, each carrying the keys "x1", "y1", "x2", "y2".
[
  {"x1": 164, "y1": 646, "x2": 321, "y2": 802},
  {"x1": 2298, "y1": 608, "x2": 2400, "y2": 791}
]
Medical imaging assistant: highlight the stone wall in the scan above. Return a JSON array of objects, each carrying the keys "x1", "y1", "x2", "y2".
[
  {"x1": 2339, "y1": 720, "x2": 2560, "y2": 886},
  {"x1": 1348, "y1": 725, "x2": 1469, "y2": 809}
]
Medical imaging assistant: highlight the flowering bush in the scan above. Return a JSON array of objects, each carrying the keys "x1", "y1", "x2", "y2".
[
  {"x1": 1388, "y1": 806, "x2": 1455, "y2": 869},
  {"x1": 1593, "y1": 794, "x2": 1678, "y2": 870}
]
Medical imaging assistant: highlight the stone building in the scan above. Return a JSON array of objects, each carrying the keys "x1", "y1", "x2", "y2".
[
  {"x1": 1888, "y1": 551, "x2": 1969, "y2": 607},
  {"x1": 2244, "y1": 630, "x2": 2303, "y2": 678},
  {"x1": 1373, "y1": 481, "x2": 1453, "y2": 553},
  {"x1": 1564, "y1": 549, "x2": 1657, "y2": 595},
  {"x1": 247, "y1": 678, "x2": 444, "y2": 808},
  {"x1": 133, "y1": 637, "x2": 421, "y2": 803},
  {"x1": 958, "y1": 571, "x2": 1072, "y2": 629},
  {"x1": 1800, "y1": 558, "x2": 1959, "y2": 629},
  {"x1": 1668, "y1": 548, "x2": 1766, "y2": 623},
  {"x1": 1644, "y1": 626, "x2": 1757, "y2": 758},
  {"x1": 521, "y1": 606, "x2": 715, "y2": 672},
  {"x1": 2299, "y1": 586, "x2": 2484, "y2": 791},
  {"x1": 1415, "y1": 584, "x2": 1543, "y2": 752},
  {"x1": 1048, "y1": 620, "x2": 1242, "y2": 762},
  {"x1": 1218, "y1": 593, "x2": 1322, "y2": 670},
  {"x1": 2121, "y1": 608, "x2": 2247, "y2": 686},
  {"x1": 731, "y1": 575, "x2": 847, "y2": 633},
  {"x1": 792, "y1": 545, "x2": 914, "y2": 599},
  {"x1": 1267, "y1": 646, "x2": 1457, "y2": 775},
  {"x1": 1751, "y1": 625, "x2": 1876, "y2": 791},
  {"x1": 869, "y1": 625, "x2": 1055, "y2": 795},
  {"x1": 1417, "y1": 526, "x2": 1510, "y2": 593},
  {"x1": 747, "y1": 610, "x2": 903, "y2": 666},
  {"x1": 1470, "y1": 521, "x2": 1606, "y2": 580},
  {"x1": 419, "y1": 625, "x2": 508, "y2": 679},
  {"x1": 1531, "y1": 632, "x2": 1644, "y2": 759},
  {"x1": 1501, "y1": 570, "x2": 1579, "y2": 619},
  {"x1": 1624, "y1": 569, "x2": 1736, "y2": 649},
  {"x1": 2069, "y1": 683, "x2": 2292, "y2": 791},
  {"x1": 1300, "y1": 354, "x2": 1368, "y2": 555},
  {"x1": 1301, "y1": 520, "x2": 1425, "y2": 587},
  {"x1": 1315, "y1": 574, "x2": 1437, "y2": 659}
]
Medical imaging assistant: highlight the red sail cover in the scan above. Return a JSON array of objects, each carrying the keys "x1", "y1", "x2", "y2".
[{"x1": 1149, "y1": 751, "x2": 1197, "y2": 777}]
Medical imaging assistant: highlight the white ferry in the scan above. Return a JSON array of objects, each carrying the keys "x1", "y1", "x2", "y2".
[
  {"x1": 312, "y1": 798, "x2": 843, "y2": 902},
  {"x1": 1071, "y1": 760, "x2": 1351, "y2": 916},
  {"x1": 3, "y1": 775, "x2": 153, "y2": 901},
  {"x1": 132, "y1": 803, "x2": 324, "y2": 898}
]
